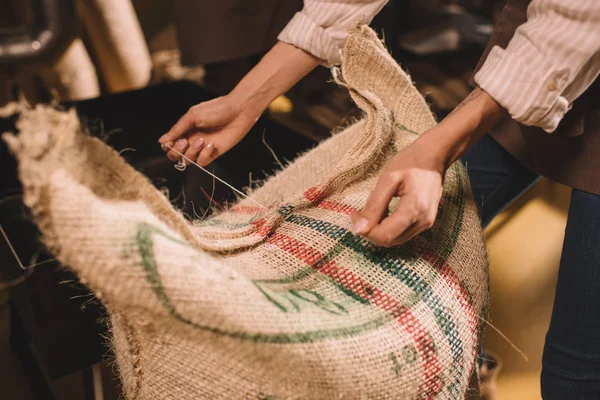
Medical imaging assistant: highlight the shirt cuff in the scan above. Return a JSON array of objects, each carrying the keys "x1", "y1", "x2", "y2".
[
  {"x1": 474, "y1": 45, "x2": 570, "y2": 133},
  {"x1": 278, "y1": 12, "x2": 342, "y2": 67}
]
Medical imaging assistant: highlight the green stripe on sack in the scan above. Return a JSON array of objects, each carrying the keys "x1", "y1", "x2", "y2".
[
  {"x1": 441, "y1": 163, "x2": 465, "y2": 260},
  {"x1": 134, "y1": 161, "x2": 473, "y2": 394},
  {"x1": 392, "y1": 121, "x2": 420, "y2": 136},
  {"x1": 258, "y1": 166, "x2": 470, "y2": 393},
  {"x1": 135, "y1": 222, "x2": 396, "y2": 342},
  {"x1": 278, "y1": 214, "x2": 466, "y2": 372}
]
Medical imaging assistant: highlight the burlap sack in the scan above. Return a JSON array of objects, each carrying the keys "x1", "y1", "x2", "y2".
[{"x1": 5, "y1": 25, "x2": 488, "y2": 399}]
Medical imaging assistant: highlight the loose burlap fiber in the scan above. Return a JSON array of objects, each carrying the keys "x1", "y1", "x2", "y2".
[{"x1": 5, "y1": 25, "x2": 488, "y2": 399}]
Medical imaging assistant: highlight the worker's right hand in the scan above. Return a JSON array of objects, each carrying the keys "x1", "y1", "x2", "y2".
[
  {"x1": 158, "y1": 94, "x2": 259, "y2": 167},
  {"x1": 158, "y1": 41, "x2": 320, "y2": 167}
]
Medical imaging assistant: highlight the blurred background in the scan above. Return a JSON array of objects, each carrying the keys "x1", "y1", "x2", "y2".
[{"x1": 0, "y1": 1, "x2": 568, "y2": 399}]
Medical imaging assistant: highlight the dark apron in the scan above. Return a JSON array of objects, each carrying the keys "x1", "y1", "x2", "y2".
[
  {"x1": 472, "y1": 0, "x2": 600, "y2": 195},
  {"x1": 173, "y1": 0, "x2": 302, "y2": 66}
]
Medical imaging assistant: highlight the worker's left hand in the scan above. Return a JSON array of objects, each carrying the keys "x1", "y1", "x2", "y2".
[{"x1": 350, "y1": 138, "x2": 445, "y2": 247}]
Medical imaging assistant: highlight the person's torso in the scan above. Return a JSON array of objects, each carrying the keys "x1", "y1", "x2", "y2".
[{"x1": 173, "y1": 0, "x2": 302, "y2": 65}]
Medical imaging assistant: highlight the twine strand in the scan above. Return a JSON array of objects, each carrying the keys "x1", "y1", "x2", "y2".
[{"x1": 163, "y1": 144, "x2": 267, "y2": 210}]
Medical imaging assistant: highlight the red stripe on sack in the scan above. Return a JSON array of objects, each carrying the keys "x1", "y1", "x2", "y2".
[
  {"x1": 291, "y1": 209, "x2": 478, "y2": 340},
  {"x1": 412, "y1": 238, "x2": 479, "y2": 353},
  {"x1": 304, "y1": 187, "x2": 324, "y2": 202},
  {"x1": 266, "y1": 233, "x2": 443, "y2": 397},
  {"x1": 251, "y1": 218, "x2": 273, "y2": 237},
  {"x1": 267, "y1": 233, "x2": 323, "y2": 265},
  {"x1": 318, "y1": 260, "x2": 443, "y2": 397},
  {"x1": 317, "y1": 201, "x2": 358, "y2": 215},
  {"x1": 227, "y1": 197, "x2": 361, "y2": 218},
  {"x1": 413, "y1": 239, "x2": 480, "y2": 394},
  {"x1": 230, "y1": 204, "x2": 270, "y2": 213},
  {"x1": 230, "y1": 197, "x2": 476, "y2": 393},
  {"x1": 305, "y1": 189, "x2": 362, "y2": 215},
  {"x1": 243, "y1": 203, "x2": 478, "y2": 342}
]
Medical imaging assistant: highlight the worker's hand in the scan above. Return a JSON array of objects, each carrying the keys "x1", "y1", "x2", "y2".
[
  {"x1": 158, "y1": 41, "x2": 320, "y2": 167},
  {"x1": 350, "y1": 87, "x2": 507, "y2": 247},
  {"x1": 158, "y1": 94, "x2": 258, "y2": 166},
  {"x1": 350, "y1": 138, "x2": 445, "y2": 247}
]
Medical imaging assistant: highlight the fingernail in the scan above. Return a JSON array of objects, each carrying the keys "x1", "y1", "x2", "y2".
[
  {"x1": 206, "y1": 141, "x2": 214, "y2": 151},
  {"x1": 353, "y1": 218, "x2": 369, "y2": 234},
  {"x1": 176, "y1": 139, "x2": 187, "y2": 150},
  {"x1": 193, "y1": 138, "x2": 204, "y2": 149},
  {"x1": 158, "y1": 134, "x2": 168, "y2": 143}
]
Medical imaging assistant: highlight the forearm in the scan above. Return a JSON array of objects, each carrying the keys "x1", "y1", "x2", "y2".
[
  {"x1": 231, "y1": 41, "x2": 321, "y2": 118},
  {"x1": 419, "y1": 88, "x2": 507, "y2": 170},
  {"x1": 474, "y1": 0, "x2": 600, "y2": 133}
]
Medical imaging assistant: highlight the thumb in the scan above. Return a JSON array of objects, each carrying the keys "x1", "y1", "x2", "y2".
[{"x1": 351, "y1": 173, "x2": 402, "y2": 235}]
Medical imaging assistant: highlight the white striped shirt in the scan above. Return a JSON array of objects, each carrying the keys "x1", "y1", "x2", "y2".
[
  {"x1": 278, "y1": 0, "x2": 600, "y2": 133},
  {"x1": 278, "y1": 0, "x2": 388, "y2": 66}
]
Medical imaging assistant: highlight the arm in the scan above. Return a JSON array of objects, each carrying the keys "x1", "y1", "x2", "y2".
[
  {"x1": 278, "y1": 0, "x2": 389, "y2": 66},
  {"x1": 229, "y1": 42, "x2": 321, "y2": 116},
  {"x1": 159, "y1": 42, "x2": 319, "y2": 165},
  {"x1": 354, "y1": 0, "x2": 600, "y2": 246},
  {"x1": 475, "y1": 0, "x2": 600, "y2": 133},
  {"x1": 352, "y1": 88, "x2": 506, "y2": 246},
  {"x1": 159, "y1": 0, "x2": 388, "y2": 166},
  {"x1": 426, "y1": 88, "x2": 507, "y2": 171}
]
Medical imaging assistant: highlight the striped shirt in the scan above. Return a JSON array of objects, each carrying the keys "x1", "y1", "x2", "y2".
[{"x1": 278, "y1": 0, "x2": 600, "y2": 133}]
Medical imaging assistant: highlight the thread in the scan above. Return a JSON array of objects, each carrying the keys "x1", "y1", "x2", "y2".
[
  {"x1": 262, "y1": 130, "x2": 284, "y2": 169},
  {"x1": 118, "y1": 147, "x2": 136, "y2": 156},
  {"x1": 0, "y1": 267, "x2": 34, "y2": 290},
  {"x1": 476, "y1": 314, "x2": 529, "y2": 362},
  {"x1": 0, "y1": 223, "x2": 55, "y2": 270},
  {"x1": 189, "y1": 201, "x2": 204, "y2": 220},
  {"x1": 201, "y1": 176, "x2": 216, "y2": 220},
  {"x1": 0, "y1": 223, "x2": 53, "y2": 289},
  {"x1": 174, "y1": 158, "x2": 186, "y2": 171},
  {"x1": 163, "y1": 144, "x2": 267, "y2": 210}
]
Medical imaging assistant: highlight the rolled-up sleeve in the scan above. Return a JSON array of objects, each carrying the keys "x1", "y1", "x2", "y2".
[
  {"x1": 278, "y1": 0, "x2": 388, "y2": 67},
  {"x1": 475, "y1": 0, "x2": 600, "y2": 133}
]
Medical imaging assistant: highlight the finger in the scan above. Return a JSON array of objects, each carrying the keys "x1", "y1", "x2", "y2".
[
  {"x1": 351, "y1": 172, "x2": 403, "y2": 235},
  {"x1": 373, "y1": 183, "x2": 442, "y2": 247},
  {"x1": 182, "y1": 137, "x2": 205, "y2": 166},
  {"x1": 395, "y1": 184, "x2": 442, "y2": 243},
  {"x1": 166, "y1": 138, "x2": 188, "y2": 162},
  {"x1": 159, "y1": 112, "x2": 194, "y2": 144},
  {"x1": 387, "y1": 208, "x2": 437, "y2": 246},
  {"x1": 197, "y1": 141, "x2": 216, "y2": 167},
  {"x1": 160, "y1": 141, "x2": 174, "y2": 153},
  {"x1": 387, "y1": 222, "x2": 424, "y2": 247},
  {"x1": 365, "y1": 194, "x2": 421, "y2": 247}
]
